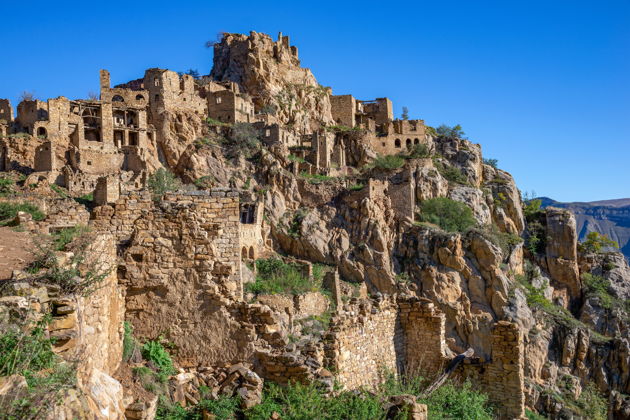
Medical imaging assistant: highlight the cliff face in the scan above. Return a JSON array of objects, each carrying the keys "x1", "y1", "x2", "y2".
[{"x1": 541, "y1": 197, "x2": 630, "y2": 260}]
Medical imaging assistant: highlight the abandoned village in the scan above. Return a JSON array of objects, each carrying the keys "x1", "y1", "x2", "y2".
[{"x1": 0, "y1": 31, "x2": 629, "y2": 420}]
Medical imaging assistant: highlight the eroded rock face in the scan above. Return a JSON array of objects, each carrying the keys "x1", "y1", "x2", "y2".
[
  {"x1": 211, "y1": 32, "x2": 334, "y2": 133},
  {"x1": 545, "y1": 207, "x2": 581, "y2": 302}
]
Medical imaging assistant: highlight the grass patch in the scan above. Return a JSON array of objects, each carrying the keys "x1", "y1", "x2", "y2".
[
  {"x1": 348, "y1": 183, "x2": 364, "y2": 191},
  {"x1": 74, "y1": 193, "x2": 93, "y2": 207},
  {"x1": 0, "y1": 177, "x2": 15, "y2": 196},
  {"x1": 245, "y1": 258, "x2": 321, "y2": 296},
  {"x1": 0, "y1": 317, "x2": 76, "y2": 419},
  {"x1": 300, "y1": 171, "x2": 335, "y2": 184},
  {"x1": 206, "y1": 117, "x2": 231, "y2": 127},
  {"x1": 0, "y1": 202, "x2": 45, "y2": 225},
  {"x1": 50, "y1": 184, "x2": 69, "y2": 198},
  {"x1": 155, "y1": 376, "x2": 493, "y2": 420},
  {"x1": 471, "y1": 225, "x2": 523, "y2": 257},
  {"x1": 288, "y1": 154, "x2": 306, "y2": 164},
  {"x1": 51, "y1": 225, "x2": 90, "y2": 251}
]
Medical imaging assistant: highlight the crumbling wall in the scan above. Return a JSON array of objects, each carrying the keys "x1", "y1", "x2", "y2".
[
  {"x1": 324, "y1": 297, "x2": 404, "y2": 389},
  {"x1": 97, "y1": 190, "x2": 246, "y2": 367}
]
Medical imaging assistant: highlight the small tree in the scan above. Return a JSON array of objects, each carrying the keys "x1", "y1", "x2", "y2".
[
  {"x1": 401, "y1": 106, "x2": 409, "y2": 120},
  {"x1": 147, "y1": 168, "x2": 181, "y2": 200},
  {"x1": 227, "y1": 123, "x2": 261, "y2": 158},
  {"x1": 579, "y1": 232, "x2": 619, "y2": 254},
  {"x1": 436, "y1": 124, "x2": 466, "y2": 140},
  {"x1": 483, "y1": 158, "x2": 498, "y2": 168},
  {"x1": 185, "y1": 69, "x2": 200, "y2": 79},
  {"x1": 87, "y1": 91, "x2": 99, "y2": 100}
]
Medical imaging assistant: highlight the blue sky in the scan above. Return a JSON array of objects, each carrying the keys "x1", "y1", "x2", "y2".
[{"x1": 1, "y1": 1, "x2": 628, "y2": 202}]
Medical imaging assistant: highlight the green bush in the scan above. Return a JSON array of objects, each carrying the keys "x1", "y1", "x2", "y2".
[
  {"x1": 348, "y1": 183, "x2": 365, "y2": 191},
  {"x1": 288, "y1": 154, "x2": 306, "y2": 164},
  {"x1": 372, "y1": 155, "x2": 405, "y2": 170},
  {"x1": 474, "y1": 225, "x2": 523, "y2": 257},
  {"x1": 74, "y1": 193, "x2": 93, "y2": 207},
  {"x1": 578, "y1": 231, "x2": 619, "y2": 254},
  {"x1": 142, "y1": 340, "x2": 176, "y2": 382},
  {"x1": 420, "y1": 382, "x2": 493, "y2": 420},
  {"x1": 248, "y1": 381, "x2": 383, "y2": 420},
  {"x1": 148, "y1": 168, "x2": 181, "y2": 200},
  {"x1": 246, "y1": 258, "x2": 321, "y2": 296},
  {"x1": 50, "y1": 184, "x2": 69, "y2": 198},
  {"x1": 406, "y1": 144, "x2": 430, "y2": 159},
  {"x1": 483, "y1": 158, "x2": 498, "y2": 168},
  {"x1": 0, "y1": 202, "x2": 45, "y2": 225},
  {"x1": 419, "y1": 198, "x2": 476, "y2": 232},
  {"x1": 582, "y1": 273, "x2": 615, "y2": 309},
  {"x1": 227, "y1": 123, "x2": 260, "y2": 158},
  {"x1": 0, "y1": 177, "x2": 14, "y2": 195},
  {"x1": 434, "y1": 160, "x2": 468, "y2": 184}
]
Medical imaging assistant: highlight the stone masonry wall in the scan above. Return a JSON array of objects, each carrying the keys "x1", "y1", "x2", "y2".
[
  {"x1": 92, "y1": 189, "x2": 245, "y2": 367},
  {"x1": 324, "y1": 297, "x2": 404, "y2": 390}
]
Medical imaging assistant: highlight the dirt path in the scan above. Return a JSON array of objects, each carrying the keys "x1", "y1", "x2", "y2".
[{"x1": 0, "y1": 227, "x2": 35, "y2": 281}]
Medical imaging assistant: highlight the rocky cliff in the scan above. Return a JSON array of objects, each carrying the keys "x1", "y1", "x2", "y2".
[{"x1": 541, "y1": 197, "x2": 630, "y2": 260}]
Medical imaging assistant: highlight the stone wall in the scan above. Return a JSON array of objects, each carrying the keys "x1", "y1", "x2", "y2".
[
  {"x1": 94, "y1": 190, "x2": 248, "y2": 367},
  {"x1": 324, "y1": 297, "x2": 405, "y2": 390}
]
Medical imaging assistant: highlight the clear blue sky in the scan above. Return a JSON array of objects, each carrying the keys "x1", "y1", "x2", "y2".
[{"x1": 1, "y1": 1, "x2": 628, "y2": 202}]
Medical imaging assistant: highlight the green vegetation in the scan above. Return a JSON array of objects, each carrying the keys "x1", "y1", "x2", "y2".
[
  {"x1": 51, "y1": 225, "x2": 89, "y2": 251},
  {"x1": 581, "y1": 272, "x2": 625, "y2": 311},
  {"x1": 299, "y1": 171, "x2": 335, "y2": 184},
  {"x1": 372, "y1": 154, "x2": 405, "y2": 170},
  {"x1": 405, "y1": 144, "x2": 430, "y2": 159},
  {"x1": 288, "y1": 154, "x2": 306, "y2": 164},
  {"x1": 122, "y1": 321, "x2": 140, "y2": 362},
  {"x1": 578, "y1": 231, "x2": 619, "y2": 254},
  {"x1": 142, "y1": 340, "x2": 177, "y2": 382},
  {"x1": 285, "y1": 208, "x2": 308, "y2": 238},
  {"x1": 523, "y1": 199, "x2": 547, "y2": 254},
  {"x1": 194, "y1": 175, "x2": 216, "y2": 190},
  {"x1": 226, "y1": 123, "x2": 261, "y2": 158},
  {"x1": 401, "y1": 106, "x2": 409, "y2": 120},
  {"x1": 473, "y1": 224, "x2": 523, "y2": 257},
  {"x1": 483, "y1": 158, "x2": 498, "y2": 168},
  {"x1": 147, "y1": 168, "x2": 182, "y2": 200},
  {"x1": 0, "y1": 202, "x2": 45, "y2": 226},
  {"x1": 0, "y1": 177, "x2": 15, "y2": 196},
  {"x1": 74, "y1": 193, "x2": 93, "y2": 207},
  {"x1": 49, "y1": 184, "x2": 69, "y2": 198},
  {"x1": 525, "y1": 409, "x2": 547, "y2": 420},
  {"x1": 515, "y1": 265, "x2": 610, "y2": 342},
  {"x1": 0, "y1": 318, "x2": 76, "y2": 419},
  {"x1": 260, "y1": 104, "x2": 277, "y2": 115},
  {"x1": 206, "y1": 117, "x2": 230, "y2": 127},
  {"x1": 435, "y1": 124, "x2": 466, "y2": 140},
  {"x1": 155, "y1": 376, "x2": 493, "y2": 420},
  {"x1": 245, "y1": 258, "x2": 322, "y2": 296},
  {"x1": 419, "y1": 197, "x2": 476, "y2": 233},
  {"x1": 434, "y1": 159, "x2": 468, "y2": 184},
  {"x1": 348, "y1": 183, "x2": 364, "y2": 191},
  {"x1": 27, "y1": 231, "x2": 110, "y2": 296}
]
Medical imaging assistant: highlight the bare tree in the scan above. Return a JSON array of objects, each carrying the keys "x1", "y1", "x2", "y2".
[
  {"x1": 20, "y1": 91, "x2": 35, "y2": 101},
  {"x1": 87, "y1": 91, "x2": 99, "y2": 100}
]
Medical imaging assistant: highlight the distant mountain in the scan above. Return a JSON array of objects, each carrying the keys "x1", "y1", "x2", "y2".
[{"x1": 539, "y1": 197, "x2": 630, "y2": 259}]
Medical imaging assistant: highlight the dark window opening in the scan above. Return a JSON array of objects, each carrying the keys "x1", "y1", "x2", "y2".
[
  {"x1": 240, "y1": 204, "x2": 255, "y2": 224},
  {"x1": 394, "y1": 138, "x2": 401, "y2": 148},
  {"x1": 112, "y1": 95, "x2": 124, "y2": 102},
  {"x1": 128, "y1": 131, "x2": 139, "y2": 146},
  {"x1": 135, "y1": 94, "x2": 145, "y2": 101},
  {"x1": 37, "y1": 127, "x2": 47, "y2": 138},
  {"x1": 406, "y1": 139, "x2": 411, "y2": 148},
  {"x1": 87, "y1": 161, "x2": 92, "y2": 166},
  {"x1": 414, "y1": 138, "x2": 419, "y2": 145}
]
